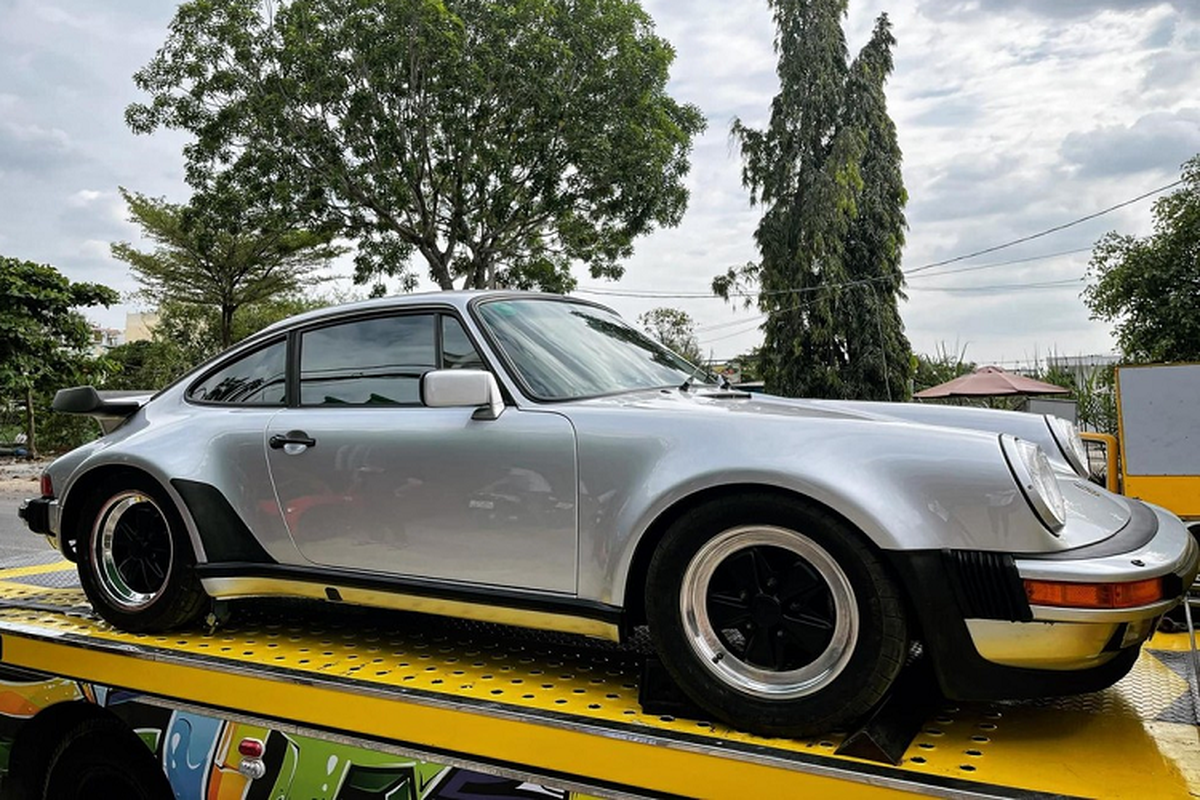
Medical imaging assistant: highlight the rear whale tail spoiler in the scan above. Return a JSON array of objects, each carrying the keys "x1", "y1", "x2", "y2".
[{"x1": 52, "y1": 386, "x2": 153, "y2": 433}]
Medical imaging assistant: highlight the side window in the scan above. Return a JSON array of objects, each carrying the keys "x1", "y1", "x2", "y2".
[
  {"x1": 300, "y1": 315, "x2": 436, "y2": 406},
  {"x1": 189, "y1": 340, "x2": 287, "y2": 405},
  {"x1": 441, "y1": 316, "x2": 485, "y2": 369}
]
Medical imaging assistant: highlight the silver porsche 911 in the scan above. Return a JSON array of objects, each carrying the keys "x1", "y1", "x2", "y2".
[{"x1": 19, "y1": 292, "x2": 1200, "y2": 736}]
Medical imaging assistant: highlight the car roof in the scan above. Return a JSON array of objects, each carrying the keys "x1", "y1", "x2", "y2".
[{"x1": 255, "y1": 290, "x2": 609, "y2": 338}]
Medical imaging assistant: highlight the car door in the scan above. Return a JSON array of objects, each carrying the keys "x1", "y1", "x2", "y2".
[{"x1": 263, "y1": 310, "x2": 578, "y2": 594}]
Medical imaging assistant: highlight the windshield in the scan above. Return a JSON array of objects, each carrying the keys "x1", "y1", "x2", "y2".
[{"x1": 475, "y1": 298, "x2": 712, "y2": 400}]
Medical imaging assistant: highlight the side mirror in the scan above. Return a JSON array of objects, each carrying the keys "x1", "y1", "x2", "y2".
[{"x1": 420, "y1": 369, "x2": 505, "y2": 420}]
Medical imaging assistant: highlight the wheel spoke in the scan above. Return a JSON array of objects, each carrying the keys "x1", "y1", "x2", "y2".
[
  {"x1": 707, "y1": 593, "x2": 751, "y2": 629},
  {"x1": 750, "y1": 548, "x2": 778, "y2": 589},
  {"x1": 777, "y1": 562, "x2": 822, "y2": 603},
  {"x1": 144, "y1": 558, "x2": 166, "y2": 583},
  {"x1": 780, "y1": 613, "x2": 834, "y2": 658},
  {"x1": 723, "y1": 550, "x2": 764, "y2": 594},
  {"x1": 115, "y1": 556, "x2": 137, "y2": 584},
  {"x1": 743, "y1": 627, "x2": 776, "y2": 668}
]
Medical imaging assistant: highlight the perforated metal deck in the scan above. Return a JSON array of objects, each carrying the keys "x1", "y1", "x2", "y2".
[{"x1": 0, "y1": 562, "x2": 1196, "y2": 798}]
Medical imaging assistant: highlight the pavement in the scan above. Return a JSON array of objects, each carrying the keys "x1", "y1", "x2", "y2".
[{"x1": 0, "y1": 458, "x2": 63, "y2": 567}]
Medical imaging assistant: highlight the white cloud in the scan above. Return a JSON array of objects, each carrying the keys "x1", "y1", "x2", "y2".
[{"x1": 67, "y1": 188, "x2": 105, "y2": 206}]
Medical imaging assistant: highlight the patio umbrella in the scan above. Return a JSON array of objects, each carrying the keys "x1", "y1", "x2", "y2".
[{"x1": 914, "y1": 365, "x2": 1071, "y2": 399}]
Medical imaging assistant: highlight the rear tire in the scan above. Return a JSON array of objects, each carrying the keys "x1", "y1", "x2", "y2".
[
  {"x1": 42, "y1": 717, "x2": 171, "y2": 800},
  {"x1": 76, "y1": 475, "x2": 208, "y2": 632},
  {"x1": 645, "y1": 494, "x2": 907, "y2": 737}
]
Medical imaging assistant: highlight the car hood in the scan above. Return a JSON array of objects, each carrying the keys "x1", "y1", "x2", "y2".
[{"x1": 565, "y1": 387, "x2": 1133, "y2": 554}]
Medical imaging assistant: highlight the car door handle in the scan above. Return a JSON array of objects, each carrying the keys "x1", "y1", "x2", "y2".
[{"x1": 269, "y1": 431, "x2": 317, "y2": 449}]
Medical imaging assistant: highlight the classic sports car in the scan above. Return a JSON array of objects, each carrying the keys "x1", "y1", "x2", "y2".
[{"x1": 19, "y1": 292, "x2": 1200, "y2": 737}]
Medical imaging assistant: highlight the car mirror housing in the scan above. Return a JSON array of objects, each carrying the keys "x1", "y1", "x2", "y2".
[{"x1": 421, "y1": 369, "x2": 505, "y2": 420}]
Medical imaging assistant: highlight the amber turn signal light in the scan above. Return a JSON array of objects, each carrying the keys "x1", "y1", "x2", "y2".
[{"x1": 1024, "y1": 577, "x2": 1163, "y2": 609}]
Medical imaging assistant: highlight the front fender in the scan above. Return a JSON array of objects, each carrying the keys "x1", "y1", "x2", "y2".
[{"x1": 571, "y1": 410, "x2": 1066, "y2": 606}]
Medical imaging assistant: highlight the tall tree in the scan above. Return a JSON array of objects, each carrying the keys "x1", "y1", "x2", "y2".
[
  {"x1": 638, "y1": 307, "x2": 704, "y2": 363},
  {"x1": 126, "y1": 0, "x2": 705, "y2": 294},
  {"x1": 0, "y1": 257, "x2": 118, "y2": 456},
  {"x1": 111, "y1": 186, "x2": 345, "y2": 349},
  {"x1": 1084, "y1": 155, "x2": 1200, "y2": 363},
  {"x1": 839, "y1": 16, "x2": 911, "y2": 401},
  {"x1": 715, "y1": 4, "x2": 910, "y2": 400}
]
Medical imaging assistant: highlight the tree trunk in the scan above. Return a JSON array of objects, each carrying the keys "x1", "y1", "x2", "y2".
[
  {"x1": 220, "y1": 305, "x2": 236, "y2": 348},
  {"x1": 23, "y1": 385, "x2": 37, "y2": 459}
]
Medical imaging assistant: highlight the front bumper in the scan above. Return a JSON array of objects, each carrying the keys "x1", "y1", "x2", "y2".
[
  {"x1": 888, "y1": 499, "x2": 1200, "y2": 699},
  {"x1": 974, "y1": 501, "x2": 1200, "y2": 669}
]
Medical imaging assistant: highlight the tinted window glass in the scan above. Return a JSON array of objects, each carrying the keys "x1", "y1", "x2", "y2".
[
  {"x1": 189, "y1": 341, "x2": 286, "y2": 405},
  {"x1": 300, "y1": 315, "x2": 436, "y2": 405},
  {"x1": 442, "y1": 316, "x2": 485, "y2": 369}
]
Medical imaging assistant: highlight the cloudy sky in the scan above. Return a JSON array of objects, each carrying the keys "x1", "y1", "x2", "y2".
[{"x1": 1, "y1": 0, "x2": 1198, "y2": 366}]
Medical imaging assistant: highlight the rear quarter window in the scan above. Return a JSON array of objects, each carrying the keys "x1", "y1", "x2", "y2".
[{"x1": 188, "y1": 340, "x2": 287, "y2": 405}]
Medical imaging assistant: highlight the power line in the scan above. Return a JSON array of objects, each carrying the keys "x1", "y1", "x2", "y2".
[
  {"x1": 573, "y1": 179, "x2": 1179, "y2": 301},
  {"x1": 904, "y1": 179, "x2": 1181, "y2": 275},
  {"x1": 909, "y1": 277, "x2": 1083, "y2": 293}
]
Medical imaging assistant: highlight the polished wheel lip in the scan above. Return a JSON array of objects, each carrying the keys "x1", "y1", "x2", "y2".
[
  {"x1": 680, "y1": 525, "x2": 858, "y2": 699},
  {"x1": 92, "y1": 491, "x2": 173, "y2": 611}
]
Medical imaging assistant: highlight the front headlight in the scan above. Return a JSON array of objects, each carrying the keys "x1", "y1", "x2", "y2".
[
  {"x1": 1045, "y1": 415, "x2": 1088, "y2": 477},
  {"x1": 1001, "y1": 435, "x2": 1067, "y2": 533}
]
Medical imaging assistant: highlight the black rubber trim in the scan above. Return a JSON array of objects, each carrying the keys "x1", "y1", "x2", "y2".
[
  {"x1": 17, "y1": 498, "x2": 52, "y2": 536},
  {"x1": 942, "y1": 551, "x2": 1032, "y2": 622},
  {"x1": 1027, "y1": 497, "x2": 1157, "y2": 560},
  {"x1": 193, "y1": 561, "x2": 623, "y2": 628},
  {"x1": 886, "y1": 550, "x2": 1142, "y2": 701},
  {"x1": 171, "y1": 480, "x2": 276, "y2": 565}
]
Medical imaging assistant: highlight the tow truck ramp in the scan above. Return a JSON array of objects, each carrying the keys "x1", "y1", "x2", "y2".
[{"x1": 0, "y1": 561, "x2": 1195, "y2": 799}]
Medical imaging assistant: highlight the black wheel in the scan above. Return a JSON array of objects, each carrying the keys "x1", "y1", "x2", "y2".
[
  {"x1": 645, "y1": 494, "x2": 908, "y2": 737},
  {"x1": 42, "y1": 717, "x2": 172, "y2": 800},
  {"x1": 76, "y1": 475, "x2": 208, "y2": 632}
]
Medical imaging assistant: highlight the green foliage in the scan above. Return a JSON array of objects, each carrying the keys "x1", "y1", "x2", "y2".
[
  {"x1": 127, "y1": 0, "x2": 706, "y2": 293},
  {"x1": 112, "y1": 186, "x2": 345, "y2": 349},
  {"x1": 0, "y1": 256, "x2": 119, "y2": 455},
  {"x1": 637, "y1": 307, "x2": 703, "y2": 364},
  {"x1": 103, "y1": 294, "x2": 333, "y2": 392},
  {"x1": 1084, "y1": 155, "x2": 1200, "y2": 363},
  {"x1": 102, "y1": 340, "x2": 192, "y2": 392},
  {"x1": 912, "y1": 343, "x2": 975, "y2": 396},
  {"x1": 715, "y1": 7, "x2": 911, "y2": 401},
  {"x1": 1072, "y1": 365, "x2": 1118, "y2": 436}
]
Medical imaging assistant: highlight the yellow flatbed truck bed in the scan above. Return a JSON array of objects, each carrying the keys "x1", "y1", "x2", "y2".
[{"x1": 0, "y1": 560, "x2": 1196, "y2": 799}]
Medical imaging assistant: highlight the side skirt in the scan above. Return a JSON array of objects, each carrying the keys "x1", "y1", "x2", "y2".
[{"x1": 195, "y1": 563, "x2": 624, "y2": 642}]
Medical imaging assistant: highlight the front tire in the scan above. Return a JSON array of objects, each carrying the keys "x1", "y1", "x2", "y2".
[
  {"x1": 77, "y1": 475, "x2": 208, "y2": 632},
  {"x1": 645, "y1": 494, "x2": 907, "y2": 737}
]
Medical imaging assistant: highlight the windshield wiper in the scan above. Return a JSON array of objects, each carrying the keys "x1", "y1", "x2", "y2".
[{"x1": 680, "y1": 365, "x2": 729, "y2": 392}]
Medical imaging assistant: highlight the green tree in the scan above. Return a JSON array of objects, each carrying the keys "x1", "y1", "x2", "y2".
[
  {"x1": 838, "y1": 16, "x2": 911, "y2": 401},
  {"x1": 1084, "y1": 156, "x2": 1200, "y2": 363},
  {"x1": 637, "y1": 307, "x2": 703, "y2": 364},
  {"x1": 912, "y1": 343, "x2": 974, "y2": 396},
  {"x1": 111, "y1": 186, "x2": 345, "y2": 349},
  {"x1": 714, "y1": 5, "x2": 910, "y2": 401},
  {"x1": 126, "y1": 0, "x2": 705, "y2": 294},
  {"x1": 105, "y1": 294, "x2": 334, "y2": 391},
  {"x1": 0, "y1": 257, "x2": 118, "y2": 456}
]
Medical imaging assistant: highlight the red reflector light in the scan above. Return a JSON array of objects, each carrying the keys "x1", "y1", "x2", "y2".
[
  {"x1": 1024, "y1": 577, "x2": 1163, "y2": 609},
  {"x1": 40, "y1": 473, "x2": 53, "y2": 498},
  {"x1": 237, "y1": 738, "x2": 264, "y2": 758}
]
